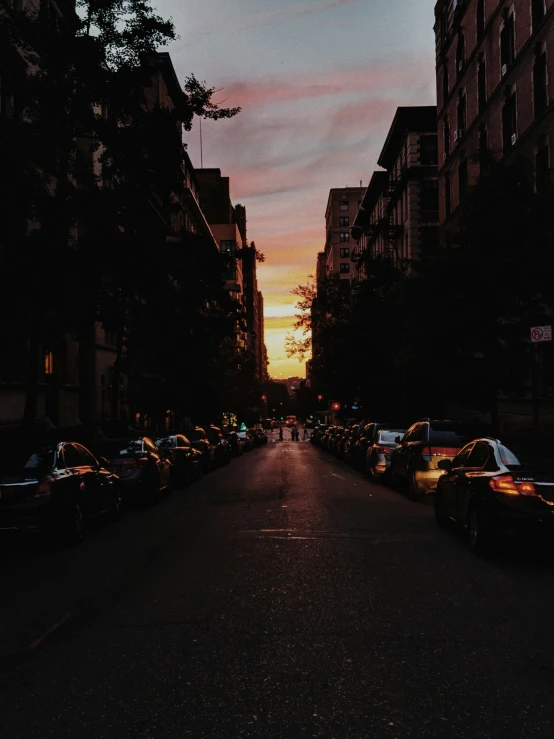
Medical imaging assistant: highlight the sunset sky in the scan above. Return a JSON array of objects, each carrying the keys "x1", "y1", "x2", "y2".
[{"x1": 156, "y1": 0, "x2": 437, "y2": 378}]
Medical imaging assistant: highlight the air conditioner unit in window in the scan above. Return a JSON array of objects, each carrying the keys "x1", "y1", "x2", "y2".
[
  {"x1": 458, "y1": 60, "x2": 464, "y2": 72},
  {"x1": 454, "y1": 129, "x2": 465, "y2": 142},
  {"x1": 511, "y1": 133, "x2": 517, "y2": 146},
  {"x1": 501, "y1": 63, "x2": 508, "y2": 77},
  {"x1": 443, "y1": 152, "x2": 447, "y2": 162},
  {"x1": 453, "y1": 0, "x2": 460, "y2": 9}
]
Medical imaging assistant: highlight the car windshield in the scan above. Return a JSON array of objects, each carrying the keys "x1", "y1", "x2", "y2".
[
  {"x1": 429, "y1": 423, "x2": 493, "y2": 444},
  {"x1": 379, "y1": 430, "x2": 405, "y2": 443},
  {"x1": 156, "y1": 438, "x2": 176, "y2": 448},
  {"x1": 91, "y1": 439, "x2": 143, "y2": 459}
]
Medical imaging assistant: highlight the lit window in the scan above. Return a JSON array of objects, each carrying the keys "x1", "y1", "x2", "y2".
[
  {"x1": 339, "y1": 232, "x2": 350, "y2": 242},
  {"x1": 44, "y1": 351, "x2": 54, "y2": 376},
  {"x1": 339, "y1": 201, "x2": 349, "y2": 211}
]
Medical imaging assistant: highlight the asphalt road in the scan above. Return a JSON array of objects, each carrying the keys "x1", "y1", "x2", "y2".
[{"x1": 2, "y1": 434, "x2": 554, "y2": 738}]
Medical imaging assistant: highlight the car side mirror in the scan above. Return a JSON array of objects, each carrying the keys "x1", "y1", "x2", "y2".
[
  {"x1": 395, "y1": 436, "x2": 401, "y2": 444},
  {"x1": 437, "y1": 459, "x2": 452, "y2": 471}
]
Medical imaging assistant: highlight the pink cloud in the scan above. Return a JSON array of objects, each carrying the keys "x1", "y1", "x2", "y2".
[{"x1": 216, "y1": 59, "x2": 433, "y2": 108}]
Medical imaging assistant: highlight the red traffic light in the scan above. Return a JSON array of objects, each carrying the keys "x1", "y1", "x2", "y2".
[{"x1": 331, "y1": 402, "x2": 341, "y2": 411}]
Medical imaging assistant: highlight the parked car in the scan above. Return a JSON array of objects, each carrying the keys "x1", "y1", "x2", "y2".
[
  {"x1": 224, "y1": 432, "x2": 243, "y2": 457},
  {"x1": 0, "y1": 440, "x2": 121, "y2": 543},
  {"x1": 350, "y1": 423, "x2": 393, "y2": 469},
  {"x1": 253, "y1": 429, "x2": 268, "y2": 445},
  {"x1": 330, "y1": 427, "x2": 346, "y2": 456},
  {"x1": 236, "y1": 430, "x2": 253, "y2": 451},
  {"x1": 321, "y1": 426, "x2": 336, "y2": 450},
  {"x1": 390, "y1": 420, "x2": 493, "y2": 500},
  {"x1": 366, "y1": 429, "x2": 406, "y2": 482},
  {"x1": 337, "y1": 427, "x2": 355, "y2": 459},
  {"x1": 206, "y1": 426, "x2": 232, "y2": 466},
  {"x1": 311, "y1": 424, "x2": 329, "y2": 446},
  {"x1": 181, "y1": 427, "x2": 216, "y2": 472},
  {"x1": 155, "y1": 434, "x2": 203, "y2": 485},
  {"x1": 91, "y1": 437, "x2": 172, "y2": 504},
  {"x1": 434, "y1": 437, "x2": 554, "y2": 553}
]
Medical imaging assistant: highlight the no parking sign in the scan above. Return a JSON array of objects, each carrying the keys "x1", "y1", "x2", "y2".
[{"x1": 530, "y1": 326, "x2": 553, "y2": 343}]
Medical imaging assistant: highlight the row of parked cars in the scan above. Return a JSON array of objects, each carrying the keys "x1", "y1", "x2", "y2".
[
  {"x1": 313, "y1": 419, "x2": 554, "y2": 554},
  {"x1": 0, "y1": 424, "x2": 268, "y2": 546}
]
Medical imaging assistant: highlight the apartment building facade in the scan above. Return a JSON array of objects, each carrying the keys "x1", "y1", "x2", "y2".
[
  {"x1": 324, "y1": 187, "x2": 365, "y2": 281},
  {"x1": 435, "y1": 0, "x2": 554, "y2": 221},
  {"x1": 351, "y1": 107, "x2": 439, "y2": 269}
]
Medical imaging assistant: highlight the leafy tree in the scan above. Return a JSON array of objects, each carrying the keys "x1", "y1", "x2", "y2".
[{"x1": 1, "y1": 1, "x2": 242, "y2": 428}]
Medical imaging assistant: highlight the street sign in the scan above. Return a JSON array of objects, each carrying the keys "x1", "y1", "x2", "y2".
[{"x1": 530, "y1": 325, "x2": 553, "y2": 343}]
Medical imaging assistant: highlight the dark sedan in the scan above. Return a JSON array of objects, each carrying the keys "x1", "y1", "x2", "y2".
[
  {"x1": 155, "y1": 434, "x2": 203, "y2": 485},
  {"x1": 366, "y1": 428, "x2": 406, "y2": 482},
  {"x1": 224, "y1": 432, "x2": 243, "y2": 457},
  {"x1": 206, "y1": 426, "x2": 232, "y2": 467},
  {"x1": 434, "y1": 438, "x2": 554, "y2": 553},
  {"x1": 91, "y1": 437, "x2": 172, "y2": 504},
  {"x1": 0, "y1": 441, "x2": 121, "y2": 544},
  {"x1": 181, "y1": 428, "x2": 216, "y2": 472}
]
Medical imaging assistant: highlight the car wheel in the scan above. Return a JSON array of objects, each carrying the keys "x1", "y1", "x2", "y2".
[
  {"x1": 434, "y1": 488, "x2": 448, "y2": 528},
  {"x1": 468, "y1": 506, "x2": 494, "y2": 555},
  {"x1": 63, "y1": 503, "x2": 84, "y2": 546},
  {"x1": 408, "y1": 473, "x2": 424, "y2": 502}
]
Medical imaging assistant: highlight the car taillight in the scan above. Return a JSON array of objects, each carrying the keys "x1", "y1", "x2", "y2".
[
  {"x1": 489, "y1": 475, "x2": 537, "y2": 496},
  {"x1": 34, "y1": 480, "x2": 52, "y2": 497},
  {"x1": 375, "y1": 445, "x2": 393, "y2": 454},
  {"x1": 136, "y1": 457, "x2": 149, "y2": 467}
]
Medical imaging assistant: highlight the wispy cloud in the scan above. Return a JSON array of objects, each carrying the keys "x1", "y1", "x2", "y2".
[{"x1": 195, "y1": 0, "x2": 362, "y2": 36}]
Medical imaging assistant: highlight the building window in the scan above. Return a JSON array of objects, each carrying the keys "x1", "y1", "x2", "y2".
[
  {"x1": 445, "y1": 173, "x2": 451, "y2": 215},
  {"x1": 339, "y1": 232, "x2": 350, "y2": 242},
  {"x1": 532, "y1": 0, "x2": 546, "y2": 32},
  {"x1": 220, "y1": 240, "x2": 237, "y2": 254},
  {"x1": 477, "y1": 56, "x2": 487, "y2": 112},
  {"x1": 420, "y1": 135, "x2": 438, "y2": 165},
  {"x1": 476, "y1": 0, "x2": 485, "y2": 37},
  {"x1": 339, "y1": 216, "x2": 349, "y2": 226},
  {"x1": 478, "y1": 124, "x2": 488, "y2": 168},
  {"x1": 442, "y1": 64, "x2": 449, "y2": 105},
  {"x1": 44, "y1": 351, "x2": 54, "y2": 376},
  {"x1": 500, "y1": 14, "x2": 515, "y2": 75},
  {"x1": 339, "y1": 263, "x2": 351, "y2": 274},
  {"x1": 339, "y1": 201, "x2": 349, "y2": 211},
  {"x1": 340, "y1": 247, "x2": 350, "y2": 258},
  {"x1": 444, "y1": 117, "x2": 450, "y2": 157},
  {"x1": 533, "y1": 48, "x2": 548, "y2": 120},
  {"x1": 421, "y1": 180, "x2": 438, "y2": 222},
  {"x1": 458, "y1": 156, "x2": 468, "y2": 198},
  {"x1": 502, "y1": 91, "x2": 517, "y2": 152},
  {"x1": 535, "y1": 143, "x2": 550, "y2": 194},
  {"x1": 456, "y1": 92, "x2": 467, "y2": 135},
  {"x1": 456, "y1": 32, "x2": 465, "y2": 79}
]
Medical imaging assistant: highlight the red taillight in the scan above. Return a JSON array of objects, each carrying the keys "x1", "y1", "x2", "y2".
[
  {"x1": 34, "y1": 480, "x2": 52, "y2": 497},
  {"x1": 489, "y1": 475, "x2": 537, "y2": 497},
  {"x1": 136, "y1": 457, "x2": 149, "y2": 468},
  {"x1": 375, "y1": 446, "x2": 393, "y2": 454}
]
